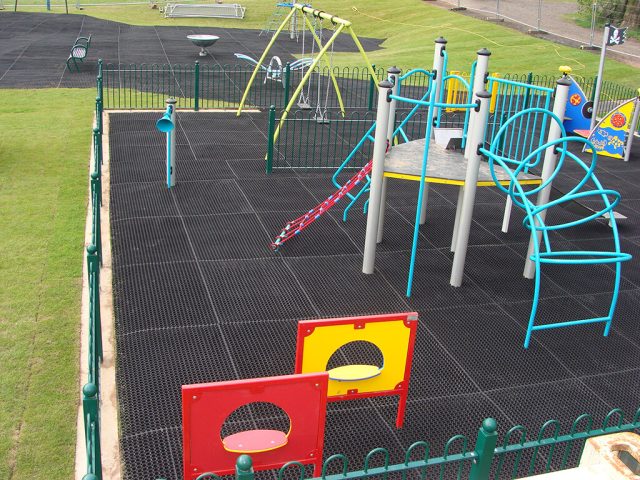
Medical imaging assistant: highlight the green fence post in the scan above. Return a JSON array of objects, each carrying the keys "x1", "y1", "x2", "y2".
[
  {"x1": 283, "y1": 62, "x2": 291, "y2": 108},
  {"x1": 93, "y1": 126, "x2": 102, "y2": 175},
  {"x1": 523, "y1": 72, "x2": 533, "y2": 108},
  {"x1": 266, "y1": 105, "x2": 276, "y2": 174},
  {"x1": 469, "y1": 418, "x2": 498, "y2": 480},
  {"x1": 590, "y1": 75, "x2": 598, "y2": 102},
  {"x1": 367, "y1": 64, "x2": 376, "y2": 111},
  {"x1": 97, "y1": 59, "x2": 103, "y2": 98},
  {"x1": 87, "y1": 245, "x2": 102, "y2": 373},
  {"x1": 235, "y1": 455, "x2": 254, "y2": 480},
  {"x1": 95, "y1": 98, "x2": 102, "y2": 135},
  {"x1": 194, "y1": 61, "x2": 200, "y2": 111},
  {"x1": 82, "y1": 383, "x2": 102, "y2": 480}
]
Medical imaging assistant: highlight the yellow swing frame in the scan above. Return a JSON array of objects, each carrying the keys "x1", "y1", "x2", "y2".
[{"x1": 236, "y1": 4, "x2": 378, "y2": 144}]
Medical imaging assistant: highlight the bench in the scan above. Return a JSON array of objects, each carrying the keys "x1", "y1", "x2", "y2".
[{"x1": 66, "y1": 34, "x2": 92, "y2": 72}]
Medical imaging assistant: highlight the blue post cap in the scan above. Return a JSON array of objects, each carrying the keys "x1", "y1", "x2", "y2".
[
  {"x1": 379, "y1": 80, "x2": 393, "y2": 89},
  {"x1": 435, "y1": 37, "x2": 448, "y2": 44},
  {"x1": 477, "y1": 48, "x2": 491, "y2": 56},
  {"x1": 388, "y1": 66, "x2": 401, "y2": 74}
]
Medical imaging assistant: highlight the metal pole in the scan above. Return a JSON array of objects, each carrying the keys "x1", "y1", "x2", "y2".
[
  {"x1": 450, "y1": 89, "x2": 492, "y2": 287},
  {"x1": 377, "y1": 66, "x2": 401, "y2": 243},
  {"x1": 166, "y1": 98, "x2": 177, "y2": 188},
  {"x1": 624, "y1": 92, "x2": 640, "y2": 162},
  {"x1": 537, "y1": 0, "x2": 542, "y2": 32},
  {"x1": 523, "y1": 76, "x2": 570, "y2": 278},
  {"x1": 589, "y1": 1, "x2": 597, "y2": 47},
  {"x1": 591, "y1": 24, "x2": 610, "y2": 131},
  {"x1": 194, "y1": 61, "x2": 200, "y2": 111},
  {"x1": 266, "y1": 105, "x2": 276, "y2": 173},
  {"x1": 362, "y1": 80, "x2": 393, "y2": 274},
  {"x1": 469, "y1": 419, "x2": 498, "y2": 480},
  {"x1": 464, "y1": 49, "x2": 491, "y2": 160},
  {"x1": 431, "y1": 38, "x2": 447, "y2": 136}
]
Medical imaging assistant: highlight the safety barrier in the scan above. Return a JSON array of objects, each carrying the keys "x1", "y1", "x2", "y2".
[
  {"x1": 100, "y1": 62, "x2": 637, "y2": 113},
  {"x1": 189, "y1": 409, "x2": 640, "y2": 480},
  {"x1": 82, "y1": 59, "x2": 104, "y2": 480}
]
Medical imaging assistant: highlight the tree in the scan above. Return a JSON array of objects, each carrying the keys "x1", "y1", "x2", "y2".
[{"x1": 622, "y1": 0, "x2": 640, "y2": 27}]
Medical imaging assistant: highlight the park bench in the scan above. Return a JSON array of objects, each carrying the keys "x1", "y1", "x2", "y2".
[{"x1": 66, "y1": 34, "x2": 92, "y2": 72}]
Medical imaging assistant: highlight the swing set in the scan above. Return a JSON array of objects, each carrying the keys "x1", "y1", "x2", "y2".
[{"x1": 236, "y1": 4, "x2": 378, "y2": 140}]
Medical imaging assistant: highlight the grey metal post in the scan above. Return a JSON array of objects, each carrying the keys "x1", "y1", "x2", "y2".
[
  {"x1": 377, "y1": 67, "x2": 401, "y2": 243},
  {"x1": 418, "y1": 39, "x2": 446, "y2": 225},
  {"x1": 363, "y1": 80, "x2": 393, "y2": 274},
  {"x1": 431, "y1": 37, "x2": 447, "y2": 135},
  {"x1": 591, "y1": 24, "x2": 610, "y2": 131},
  {"x1": 523, "y1": 76, "x2": 570, "y2": 279},
  {"x1": 450, "y1": 90, "x2": 492, "y2": 287},
  {"x1": 167, "y1": 98, "x2": 177, "y2": 188},
  {"x1": 464, "y1": 49, "x2": 491, "y2": 160},
  {"x1": 589, "y1": 2, "x2": 597, "y2": 47},
  {"x1": 624, "y1": 92, "x2": 640, "y2": 162}
]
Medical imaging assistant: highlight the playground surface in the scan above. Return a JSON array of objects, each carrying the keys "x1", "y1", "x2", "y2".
[
  {"x1": 109, "y1": 110, "x2": 640, "y2": 479},
  {"x1": 0, "y1": 12, "x2": 382, "y2": 88}
]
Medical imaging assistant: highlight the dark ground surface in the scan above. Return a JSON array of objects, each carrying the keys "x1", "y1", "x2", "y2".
[
  {"x1": 110, "y1": 110, "x2": 640, "y2": 480},
  {"x1": 0, "y1": 12, "x2": 383, "y2": 88}
]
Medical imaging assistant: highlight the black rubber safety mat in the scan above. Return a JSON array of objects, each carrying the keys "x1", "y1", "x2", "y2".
[
  {"x1": 0, "y1": 12, "x2": 383, "y2": 89},
  {"x1": 109, "y1": 111, "x2": 640, "y2": 480}
]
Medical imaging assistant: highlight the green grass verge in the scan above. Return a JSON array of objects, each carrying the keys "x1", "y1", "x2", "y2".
[
  {"x1": 0, "y1": 88, "x2": 94, "y2": 480},
  {"x1": 12, "y1": 0, "x2": 640, "y2": 87}
]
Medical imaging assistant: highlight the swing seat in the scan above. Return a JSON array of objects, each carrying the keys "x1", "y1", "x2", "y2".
[
  {"x1": 328, "y1": 364, "x2": 382, "y2": 381},
  {"x1": 222, "y1": 429, "x2": 289, "y2": 453}
]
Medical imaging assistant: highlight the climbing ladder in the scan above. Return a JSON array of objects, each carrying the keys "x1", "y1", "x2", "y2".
[
  {"x1": 260, "y1": 2, "x2": 298, "y2": 38},
  {"x1": 271, "y1": 160, "x2": 373, "y2": 250}
]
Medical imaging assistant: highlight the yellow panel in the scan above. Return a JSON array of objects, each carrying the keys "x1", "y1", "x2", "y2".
[
  {"x1": 383, "y1": 172, "x2": 541, "y2": 187},
  {"x1": 328, "y1": 364, "x2": 382, "y2": 381},
  {"x1": 299, "y1": 320, "x2": 411, "y2": 396}
]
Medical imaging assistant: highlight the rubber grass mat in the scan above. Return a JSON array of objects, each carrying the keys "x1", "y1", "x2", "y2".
[
  {"x1": 109, "y1": 111, "x2": 640, "y2": 480},
  {"x1": 0, "y1": 12, "x2": 383, "y2": 89}
]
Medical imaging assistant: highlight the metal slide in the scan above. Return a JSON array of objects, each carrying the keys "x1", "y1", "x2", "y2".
[{"x1": 270, "y1": 160, "x2": 372, "y2": 250}]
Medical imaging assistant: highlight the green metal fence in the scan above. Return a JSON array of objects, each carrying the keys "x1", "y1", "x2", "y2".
[
  {"x1": 83, "y1": 60, "x2": 105, "y2": 480},
  {"x1": 190, "y1": 409, "x2": 640, "y2": 480},
  {"x1": 100, "y1": 62, "x2": 637, "y2": 113}
]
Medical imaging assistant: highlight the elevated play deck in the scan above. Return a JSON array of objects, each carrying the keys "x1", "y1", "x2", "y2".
[{"x1": 383, "y1": 139, "x2": 541, "y2": 186}]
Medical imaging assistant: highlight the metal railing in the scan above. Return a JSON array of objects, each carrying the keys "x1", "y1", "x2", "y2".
[
  {"x1": 82, "y1": 59, "x2": 105, "y2": 480},
  {"x1": 100, "y1": 62, "x2": 637, "y2": 113},
  {"x1": 191, "y1": 409, "x2": 640, "y2": 480}
]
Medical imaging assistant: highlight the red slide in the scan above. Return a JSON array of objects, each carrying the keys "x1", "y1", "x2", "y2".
[{"x1": 271, "y1": 160, "x2": 373, "y2": 250}]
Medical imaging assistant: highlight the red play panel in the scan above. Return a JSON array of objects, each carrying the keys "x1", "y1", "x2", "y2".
[{"x1": 182, "y1": 372, "x2": 328, "y2": 479}]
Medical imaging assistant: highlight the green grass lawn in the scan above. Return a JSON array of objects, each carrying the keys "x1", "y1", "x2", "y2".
[
  {"x1": 12, "y1": 0, "x2": 640, "y2": 87},
  {"x1": 0, "y1": 88, "x2": 94, "y2": 480}
]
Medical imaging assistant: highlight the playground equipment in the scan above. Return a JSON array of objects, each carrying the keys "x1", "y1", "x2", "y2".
[
  {"x1": 186, "y1": 35, "x2": 220, "y2": 57},
  {"x1": 295, "y1": 312, "x2": 418, "y2": 428},
  {"x1": 236, "y1": 4, "x2": 377, "y2": 141},
  {"x1": 561, "y1": 67, "x2": 639, "y2": 162},
  {"x1": 260, "y1": 2, "x2": 304, "y2": 40},
  {"x1": 164, "y1": 3, "x2": 245, "y2": 18},
  {"x1": 182, "y1": 372, "x2": 328, "y2": 479},
  {"x1": 480, "y1": 110, "x2": 632, "y2": 348},
  {"x1": 272, "y1": 40, "x2": 550, "y2": 292},
  {"x1": 582, "y1": 91, "x2": 640, "y2": 162},
  {"x1": 155, "y1": 98, "x2": 177, "y2": 189},
  {"x1": 234, "y1": 53, "x2": 313, "y2": 87}
]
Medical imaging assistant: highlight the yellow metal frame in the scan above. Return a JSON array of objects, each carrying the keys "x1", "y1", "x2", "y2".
[
  {"x1": 236, "y1": 3, "x2": 378, "y2": 145},
  {"x1": 298, "y1": 320, "x2": 412, "y2": 397}
]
